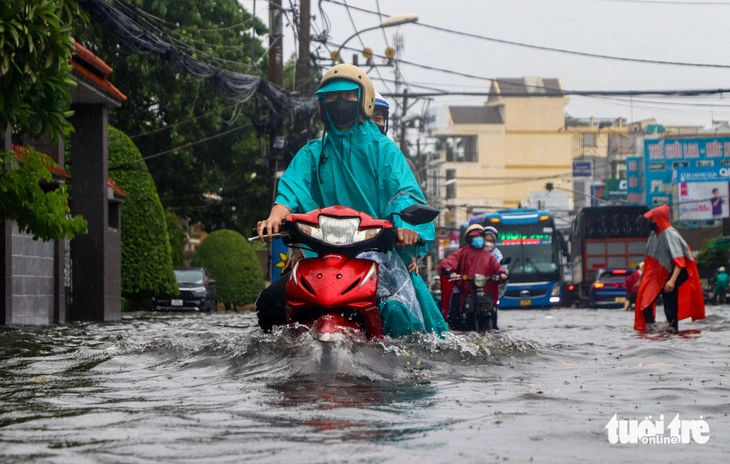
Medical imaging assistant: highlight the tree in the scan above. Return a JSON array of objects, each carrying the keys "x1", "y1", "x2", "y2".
[
  {"x1": 108, "y1": 126, "x2": 177, "y2": 308},
  {"x1": 191, "y1": 229, "x2": 265, "y2": 307},
  {"x1": 0, "y1": 0, "x2": 88, "y2": 240},
  {"x1": 697, "y1": 236, "x2": 730, "y2": 270},
  {"x1": 165, "y1": 212, "x2": 186, "y2": 267},
  {"x1": 73, "y1": 0, "x2": 271, "y2": 236}
]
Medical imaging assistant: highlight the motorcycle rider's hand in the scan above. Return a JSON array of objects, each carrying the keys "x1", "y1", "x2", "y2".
[
  {"x1": 284, "y1": 249, "x2": 305, "y2": 273},
  {"x1": 500, "y1": 273, "x2": 508, "y2": 280},
  {"x1": 257, "y1": 204, "x2": 291, "y2": 242},
  {"x1": 396, "y1": 228, "x2": 419, "y2": 246},
  {"x1": 449, "y1": 272, "x2": 458, "y2": 279},
  {"x1": 407, "y1": 257, "x2": 418, "y2": 274}
]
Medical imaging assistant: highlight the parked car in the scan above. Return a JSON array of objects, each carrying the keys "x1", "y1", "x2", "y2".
[
  {"x1": 153, "y1": 267, "x2": 217, "y2": 312},
  {"x1": 590, "y1": 268, "x2": 634, "y2": 309}
]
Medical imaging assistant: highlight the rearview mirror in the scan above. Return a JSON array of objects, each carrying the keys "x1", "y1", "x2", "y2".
[
  {"x1": 397, "y1": 204, "x2": 440, "y2": 225},
  {"x1": 500, "y1": 257, "x2": 512, "y2": 265}
]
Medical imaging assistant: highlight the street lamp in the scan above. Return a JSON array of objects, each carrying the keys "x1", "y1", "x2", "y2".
[{"x1": 332, "y1": 14, "x2": 419, "y2": 65}]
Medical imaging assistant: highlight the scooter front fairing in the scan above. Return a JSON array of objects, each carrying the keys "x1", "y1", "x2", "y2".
[{"x1": 285, "y1": 254, "x2": 383, "y2": 338}]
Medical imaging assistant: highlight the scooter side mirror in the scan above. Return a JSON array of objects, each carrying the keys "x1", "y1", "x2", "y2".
[
  {"x1": 396, "y1": 204, "x2": 440, "y2": 225},
  {"x1": 500, "y1": 257, "x2": 512, "y2": 265}
]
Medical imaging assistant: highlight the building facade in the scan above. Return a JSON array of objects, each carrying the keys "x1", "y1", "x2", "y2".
[{"x1": 428, "y1": 77, "x2": 627, "y2": 229}]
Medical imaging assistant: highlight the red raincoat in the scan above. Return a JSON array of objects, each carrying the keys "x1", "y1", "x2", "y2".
[
  {"x1": 436, "y1": 246, "x2": 506, "y2": 317},
  {"x1": 634, "y1": 205, "x2": 705, "y2": 331}
]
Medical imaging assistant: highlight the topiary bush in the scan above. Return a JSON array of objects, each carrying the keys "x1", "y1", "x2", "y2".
[
  {"x1": 191, "y1": 229, "x2": 265, "y2": 306},
  {"x1": 108, "y1": 126, "x2": 178, "y2": 308}
]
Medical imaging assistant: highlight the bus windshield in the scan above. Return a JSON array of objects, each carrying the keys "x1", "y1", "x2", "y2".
[{"x1": 497, "y1": 223, "x2": 560, "y2": 284}]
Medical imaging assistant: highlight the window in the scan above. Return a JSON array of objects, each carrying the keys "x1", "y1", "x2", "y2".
[
  {"x1": 446, "y1": 169, "x2": 457, "y2": 199},
  {"x1": 583, "y1": 133, "x2": 598, "y2": 147},
  {"x1": 108, "y1": 202, "x2": 120, "y2": 230}
]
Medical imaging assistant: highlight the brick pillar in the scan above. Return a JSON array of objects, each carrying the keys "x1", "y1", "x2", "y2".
[
  {"x1": 23, "y1": 133, "x2": 67, "y2": 323},
  {"x1": 1, "y1": 124, "x2": 12, "y2": 325},
  {"x1": 69, "y1": 105, "x2": 120, "y2": 321}
]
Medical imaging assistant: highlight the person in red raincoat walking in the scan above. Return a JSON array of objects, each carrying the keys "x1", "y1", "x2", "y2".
[{"x1": 635, "y1": 205, "x2": 705, "y2": 332}]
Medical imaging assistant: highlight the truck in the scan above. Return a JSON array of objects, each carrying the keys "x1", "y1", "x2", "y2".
[{"x1": 570, "y1": 205, "x2": 650, "y2": 307}]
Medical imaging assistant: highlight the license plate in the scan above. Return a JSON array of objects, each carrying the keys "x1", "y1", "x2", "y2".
[
  {"x1": 171, "y1": 299, "x2": 183, "y2": 306},
  {"x1": 520, "y1": 300, "x2": 531, "y2": 307},
  {"x1": 615, "y1": 297, "x2": 626, "y2": 303}
]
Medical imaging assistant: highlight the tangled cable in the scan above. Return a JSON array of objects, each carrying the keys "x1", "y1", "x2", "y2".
[{"x1": 78, "y1": 0, "x2": 317, "y2": 117}]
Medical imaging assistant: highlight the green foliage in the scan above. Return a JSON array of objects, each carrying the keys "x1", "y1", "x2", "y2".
[
  {"x1": 0, "y1": 0, "x2": 88, "y2": 240},
  {"x1": 191, "y1": 229, "x2": 265, "y2": 305},
  {"x1": 165, "y1": 212, "x2": 186, "y2": 267},
  {"x1": 73, "y1": 0, "x2": 271, "y2": 236},
  {"x1": 0, "y1": 148, "x2": 87, "y2": 241},
  {"x1": 108, "y1": 126, "x2": 177, "y2": 305},
  {"x1": 697, "y1": 236, "x2": 730, "y2": 269},
  {"x1": 0, "y1": 0, "x2": 86, "y2": 140}
]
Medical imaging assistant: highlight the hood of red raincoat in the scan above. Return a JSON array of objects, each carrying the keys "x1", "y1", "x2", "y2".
[{"x1": 644, "y1": 204, "x2": 672, "y2": 234}]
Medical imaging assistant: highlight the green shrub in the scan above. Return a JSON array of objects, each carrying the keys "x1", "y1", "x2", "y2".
[
  {"x1": 108, "y1": 127, "x2": 177, "y2": 307},
  {"x1": 166, "y1": 212, "x2": 187, "y2": 267},
  {"x1": 697, "y1": 235, "x2": 730, "y2": 269},
  {"x1": 191, "y1": 229, "x2": 265, "y2": 306}
]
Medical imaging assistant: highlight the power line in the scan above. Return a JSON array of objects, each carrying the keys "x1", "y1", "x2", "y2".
[
  {"x1": 324, "y1": 0, "x2": 730, "y2": 69},
  {"x1": 378, "y1": 88, "x2": 730, "y2": 98},
  {"x1": 129, "y1": 104, "x2": 239, "y2": 140},
  {"x1": 111, "y1": 123, "x2": 253, "y2": 169},
  {"x1": 119, "y1": 0, "x2": 258, "y2": 32},
  {"x1": 593, "y1": 0, "x2": 730, "y2": 5}
]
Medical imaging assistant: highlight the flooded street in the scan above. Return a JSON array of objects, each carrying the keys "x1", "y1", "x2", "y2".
[{"x1": 2, "y1": 307, "x2": 730, "y2": 463}]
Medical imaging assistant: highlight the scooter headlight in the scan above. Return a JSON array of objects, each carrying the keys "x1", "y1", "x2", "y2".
[
  {"x1": 297, "y1": 222, "x2": 323, "y2": 240},
  {"x1": 473, "y1": 274, "x2": 487, "y2": 288},
  {"x1": 318, "y1": 216, "x2": 361, "y2": 245}
]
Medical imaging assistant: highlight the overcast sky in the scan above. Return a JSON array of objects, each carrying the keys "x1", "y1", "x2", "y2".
[{"x1": 243, "y1": 0, "x2": 730, "y2": 128}]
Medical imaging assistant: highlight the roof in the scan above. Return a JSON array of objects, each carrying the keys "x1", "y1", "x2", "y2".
[
  {"x1": 12, "y1": 144, "x2": 70, "y2": 179},
  {"x1": 12, "y1": 144, "x2": 127, "y2": 197},
  {"x1": 70, "y1": 41, "x2": 127, "y2": 103},
  {"x1": 449, "y1": 106, "x2": 504, "y2": 125},
  {"x1": 490, "y1": 77, "x2": 564, "y2": 97}
]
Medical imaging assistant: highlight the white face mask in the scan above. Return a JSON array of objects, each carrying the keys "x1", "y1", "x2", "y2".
[{"x1": 485, "y1": 242, "x2": 495, "y2": 252}]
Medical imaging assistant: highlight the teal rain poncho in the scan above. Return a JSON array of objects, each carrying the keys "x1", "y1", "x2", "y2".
[{"x1": 275, "y1": 118, "x2": 449, "y2": 337}]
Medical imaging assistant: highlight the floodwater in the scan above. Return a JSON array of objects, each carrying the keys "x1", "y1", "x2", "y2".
[{"x1": 1, "y1": 307, "x2": 730, "y2": 463}]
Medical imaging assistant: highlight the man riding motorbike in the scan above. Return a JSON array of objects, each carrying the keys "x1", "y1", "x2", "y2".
[
  {"x1": 255, "y1": 64, "x2": 448, "y2": 338},
  {"x1": 436, "y1": 224, "x2": 508, "y2": 329}
]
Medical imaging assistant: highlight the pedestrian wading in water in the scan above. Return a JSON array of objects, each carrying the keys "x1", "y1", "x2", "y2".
[{"x1": 634, "y1": 205, "x2": 705, "y2": 333}]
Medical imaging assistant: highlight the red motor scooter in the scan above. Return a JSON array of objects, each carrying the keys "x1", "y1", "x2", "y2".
[{"x1": 251, "y1": 204, "x2": 438, "y2": 341}]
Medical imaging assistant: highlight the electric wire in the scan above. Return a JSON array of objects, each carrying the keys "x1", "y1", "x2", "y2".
[{"x1": 324, "y1": 0, "x2": 730, "y2": 69}]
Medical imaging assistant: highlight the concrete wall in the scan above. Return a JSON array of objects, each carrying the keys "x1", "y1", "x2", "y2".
[{"x1": 9, "y1": 223, "x2": 55, "y2": 325}]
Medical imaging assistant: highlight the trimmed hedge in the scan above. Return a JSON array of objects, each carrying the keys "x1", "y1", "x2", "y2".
[
  {"x1": 108, "y1": 126, "x2": 178, "y2": 306},
  {"x1": 191, "y1": 229, "x2": 265, "y2": 305}
]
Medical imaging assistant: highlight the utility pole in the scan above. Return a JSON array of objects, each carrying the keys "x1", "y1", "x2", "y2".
[
  {"x1": 399, "y1": 88, "x2": 409, "y2": 155},
  {"x1": 293, "y1": 0, "x2": 311, "y2": 146},
  {"x1": 294, "y1": 0, "x2": 311, "y2": 95},
  {"x1": 268, "y1": 0, "x2": 284, "y2": 196}
]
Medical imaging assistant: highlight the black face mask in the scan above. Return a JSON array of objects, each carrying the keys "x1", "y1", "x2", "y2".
[
  {"x1": 325, "y1": 97, "x2": 358, "y2": 128},
  {"x1": 648, "y1": 221, "x2": 658, "y2": 232}
]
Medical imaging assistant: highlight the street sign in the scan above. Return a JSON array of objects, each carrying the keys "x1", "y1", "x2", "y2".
[
  {"x1": 605, "y1": 179, "x2": 628, "y2": 199},
  {"x1": 572, "y1": 160, "x2": 593, "y2": 178}
]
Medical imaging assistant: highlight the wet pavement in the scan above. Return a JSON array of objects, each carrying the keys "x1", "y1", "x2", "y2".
[{"x1": 1, "y1": 306, "x2": 729, "y2": 463}]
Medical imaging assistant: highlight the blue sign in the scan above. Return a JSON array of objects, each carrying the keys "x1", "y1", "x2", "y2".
[
  {"x1": 573, "y1": 160, "x2": 593, "y2": 178},
  {"x1": 271, "y1": 238, "x2": 288, "y2": 282},
  {"x1": 633, "y1": 135, "x2": 730, "y2": 212}
]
